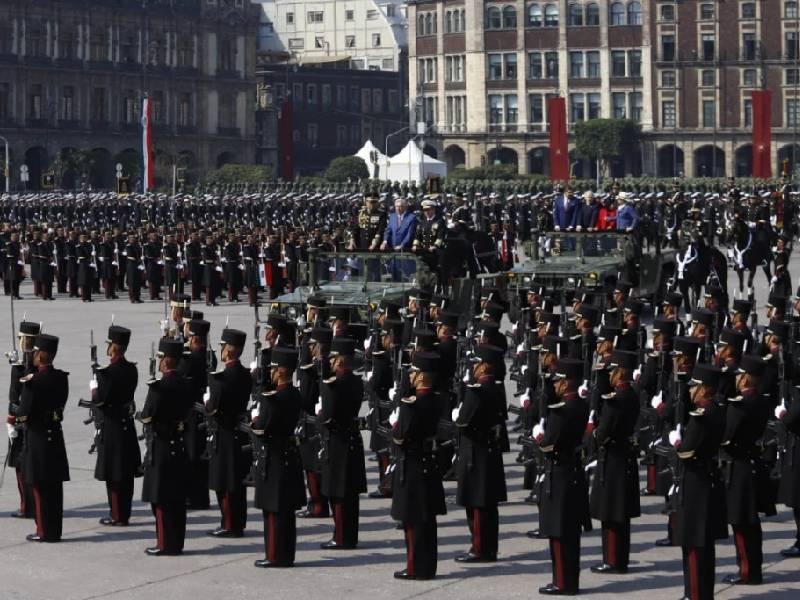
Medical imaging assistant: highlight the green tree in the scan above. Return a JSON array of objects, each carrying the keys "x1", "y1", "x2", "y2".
[
  {"x1": 574, "y1": 119, "x2": 642, "y2": 178},
  {"x1": 202, "y1": 163, "x2": 272, "y2": 186},
  {"x1": 325, "y1": 156, "x2": 369, "y2": 182}
]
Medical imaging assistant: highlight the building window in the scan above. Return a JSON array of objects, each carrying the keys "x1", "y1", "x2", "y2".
[
  {"x1": 293, "y1": 83, "x2": 303, "y2": 105},
  {"x1": 570, "y1": 52, "x2": 584, "y2": 78},
  {"x1": 27, "y1": 84, "x2": 42, "y2": 119},
  {"x1": 382, "y1": 58, "x2": 394, "y2": 69},
  {"x1": 315, "y1": 37, "x2": 325, "y2": 49},
  {"x1": 529, "y1": 94, "x2": 544, "y2": 123},
  {"x1": 629, "y1": 50, "x2": 641, "y2": 77},
  {"x1": 506, "y1": 94, "x2": 518, "y2": 127},
  {"x1": 788, "y1": 1, "x2": 799, "y2": 19},
  {"x1": 612, "y1": 92, "x2": 626, "y2": 118},
  {"x1": 372, "y1": 33, "x2": 381, "y2": 47},
  {"x1": 419, "y1": 58, "x2": 437, "y2": 83},
  {"x1": 586, "y1": 2, "x2": 600, "y2": 25},
  {"x1": 488, "y1": 54, "x2": 503, "y2": 80},
  {"x1": 0, "y1": 83, "x2": 10, "y2": 121},
  {"x1": 788, "y1": 99, "x2": 800, "y2": 127},
  {"x1": 545, "y1": 51, "x2": 559, "y2": 78},
  {"x1": 306, "y1": 84, "x2": 317, "y2": 106},
  {"x1": 587, "y1": 93, "x2": 601, "y2": 119},
  {"x1": 307, "y1": 11, "x2": 324, "y2": 23},
  {"x1": 321, "y1": 84, "x2": 332, "y2": 108},
  {"x1": 544, "y1": 3, "x2": 559, "y2": 26},
  {"x1": 587, "y1": 51, "x2": 600, "y2": 77},
  {"x1": 701, "y1": 70, "x2": 716, "y2": 86},
  {"x1": 741, "y1": 2, "x2": 756, "y2": 19},
  {"x1": 60, "y1": 86, "x2": 75, "y2": 121},
  {"x1": 570, "y1": 93, "x2": 585, "y2": 121},
  {"x1": 701, "y1": 34, "x2": 715, "y2": 61},
  {"x1": 503, "y1": 6, "x2": 517, "y2": 28},
  {"x1": 388, "y1": 89, "x2": 398, "y2": 112},
  {"x1": 662, "y1": 70, "x2": 676, "y2": 87},
  {"x1": 336, "y1": 85, "x2": 346, "y2": 108},
  {"x1": 488, "y1": 94, "x2": 503, "y2": 126},
  {"x1": 787, "y1": 32, "x2": 799, "y2": 60},
  {"x1": 610, "y1": 2, "x2": 625, "y2": 25},
  {"x1": 307, "y1": 123, "x2": 318, "y2": 146},
  {"x1": 702, "y1": 100, "x2": 716, "y2": 127},
  {"x1": 529, "y1": 51, "x2": 543, "y2": 79},
  {"x1": 505, "y1": 53, "x2": 518, "y2": 79},
  {"x1": 361, "y1": 89, "x2": 372, "y2": 113},
  {"x1": 660, "y1": 4, "x2": 675, "y2": 21},
  {"x1": 568, "y1": 4, "x2": 583, "y2": 26},
  {"x1": 288, "y1": 38, "x2": 303, "y2": 49},
  {"x1": 367, "y1": 9, "x2": 378, "y2": 19},
  {"x1": 286, "y1": 12, "x2": 294, "y2": 24},
  {"x1": 611, "y1": 51, "x2": 626, "y2": 77},
  {"x1": 446, "y1": 55, "x2": 465, "y2": 82},
  {"x1": 92, "y1": 88, "x2": 107, "y2": 122},
  {"x1": 662, "y1": 35, "x2": 675, "y2": 61},
  {"x1": 337, "y1": 125, "x2": 347, "y2": 146},
  {"x1": 788, "y1": 68, "x2": 800, "y2": 85},
  {"x1": 386, "y1": 5, "x2": 395, "y2": 17},
  {"x1": 629, "y1": 91, "x2": 642, "y2": 121},
  {"x1": 178, "y1": 93, "x2": 191, "y2": 126},
  {"x1": 527, "y1": 3, "x2": 543, "y2": 27},
  {"x1": 486, "y1": 6, "x2": 502, "y2": 29},
  {"x1": 662, "y1": 100, "x2": 676, "y2": 127},
  {"x1": 700, "y1": 3, "x2": 715, "y2": 20},
  {"x1": 123, "y1": 92, "x2": 139, "y2": 124},
  {"x1": 743, "y1": 33, "x2": 757, "y2": 60},
  {"x1": 743, "y1": 98, "x2": 753, "y2": 127},
  {"x1": 345, "y1": 9, "x2": 354, "y2": 21},
  {"x1": 345, "y1": 35, "x2": 355, "y2": 48},
  {"x1": 373, "y1": 89, "x2": 383, "y2": 112},
  {"x1": 627, "y1": 1, "x2": 642, "y2": 25}
]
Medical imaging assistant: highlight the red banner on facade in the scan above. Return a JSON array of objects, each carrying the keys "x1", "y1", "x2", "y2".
[
  {"x1": 752, "y1": 90, "x2": 772, "y2": 179},
  {"x1": 548, "y1": 97, "x2": 569, "y2": 181},
  {"x1": 279, "y1": 98, "x2": 294, "y2": 180}
]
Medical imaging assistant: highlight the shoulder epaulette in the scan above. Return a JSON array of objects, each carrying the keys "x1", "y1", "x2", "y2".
[
  {"x1": 689, "y1": 407, "x2": 705, "y2": 417},
  {"x1": 466, "y1": 382, "x2": 481, "y2": 389},
  {"x1": 401, "y1": 395, "x2": 416, "y2": 404},
  {"x1": 322, "y1": 376, "x2": 337, "y2": 384},
  {"x1": 261, "y1": 390, "x2": 278, "y2": 397},
  {"x1": 601, "y1": 392, "x2": 616, "y2": 400},
  {"x1": 547, "y1": 401, "x2": 565, "y2": 409}
]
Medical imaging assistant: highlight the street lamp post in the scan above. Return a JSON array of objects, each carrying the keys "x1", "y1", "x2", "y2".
[
  {"x1": 0, "y1": 135, "x2": 9, "y2": 193},
  {"x1": 385, "y1": 125, "x2": 409, "y2": 180}
]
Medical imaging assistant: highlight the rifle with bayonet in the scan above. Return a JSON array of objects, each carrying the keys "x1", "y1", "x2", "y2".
[{"x1": 77, "y1": 330, "x2": 103, "y2": 454}]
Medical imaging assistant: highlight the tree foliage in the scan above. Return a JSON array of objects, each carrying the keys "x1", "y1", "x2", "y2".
[
  {"x1": 325, "y1": 156, "x2": 369, "y2": 182},
  {"x1": 202, "y1": 163, "x2": 272, "y2": 186},
  {"x1": 574, "y1": 119, "x2": 642, "y2": 177}
]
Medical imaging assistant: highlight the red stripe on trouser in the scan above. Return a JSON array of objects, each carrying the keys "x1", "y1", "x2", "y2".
[
  {"x1": 688, "y1": 548, "x2": 699, "y2": 600},
  {"x1": 155, "y1": 505, "x2": 165, "y2": 550},
  {"x1": 16, "y1": 470, "x2": 27, "y2": 515},
  {"x1": 32, "y1": 485, "x2": 44, "y2": 538},
  {"x1": 473, "y1": 508, "x2": 481, "y2": 555},
  {"x1": 552, "y1": 538, "x2": 564, "y2": 588},
  {"x1": 406, "y1": 524, "x2": 415, "y2": 577},
  {"x1": 646, "y1": 464, "x2": 656, "y2": 491},
  {"x1": 307, "y1": 471, "x2": 323, "y2": 515},
  {"x1": 334, "y1": 502, "x2": 343, "y2": 545},
  {"x1": 110, "y1": 483, "x2": 120, "y2": 522},
  {"x1": 607, "y1": 526, "x2": 617, "y2": 566},
  {"x1": 223, "y1": 493, "x2": 232, "y2": 530},
  {"x1": 268, "y1": 512, "x2": 276, "y2": 562},
  {"x1": 206, "y1": 288, "x2": 213, "y2": 304},
  {"x1": 734, "y1": 529, "x2": 749, "y2": 582}
]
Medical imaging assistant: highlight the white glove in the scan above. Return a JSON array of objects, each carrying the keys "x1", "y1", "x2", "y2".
[
  {"x1": 249, "y1": 360, "x2": 258, "y2": 371},
  {"x1": 328, "y1": 266, "x2": 336, "y2": 272},
  {"x1": 238, "y1": 264, "x2": 245, "y2": 271},
  {"x1": 578, "y1": 380, "x2": 589, "y2": 398},
  {"x1": 645, "y1": 338, "x2": 654, "y2": 351},
  {"x1": 651, "y1": 391, "x2": 663, "y2": 409},
  {"x1": 7, "y1": 422, "x2": 17, "y2": 439},
  {"x1": 89, "y1": 378, "x2": 98, "y2": 391},
  {"x1": 388, "y1": 386, "x2": 396, "y2": 401},
  {"x1": 203, "y1": 387, "x2": 210, "y2": 404},
  {"x1": 532, "y1": 423, "x2": 544, "y2": 439},
  {"x1": 314, "y1": 398, "x2": 322, "y2": 415},
  {"x1": 519, "y1": 390, "x2": 530, "y2": 407},
  {"x1": 451, "y1": 405, "x2": 461, "y2": 422},
  {"x1": 156, "y1": 260, "x2": 163, "y2": 265},
  {"x1": 516, "y1": 342, "x2": 525, "y2": 354},
  {"x1": 388, "y1": 408, "x2": 399, "y2": 427},
  {"x1": 771, "y1": 276, "x2": 778, "y2": 285},
  {"x1": 588, "y1": 409, "x2": 596, "y2": 424},
  {"x1": 512, "y1": 323, "x2": 518, "y2": 334},
  {"x1": 364, "y1": 337, "x2": 371, "y2": 351},
  {"x1": 138, "y1": 264, "x2": 145, "y2": 271},
  {"x1": 521, "y1": 364, "x2": 528, "y2": 373},
  {"x1": 462, "y1": 371, "x2": 470, "y2": 383},
  {"x1": 366, "y1": 370, "x2": 373, "y2": 382},
  {"x1": 775, "y1": 402, "x2": 787, "y2": 420},
  {"x1": 160, "y1": 319, "x2": 169, "y2": 333},
  {"x1": 584, "y1": 459, "x2": 597, "y2": 472},
  {"x1": 250, "y1": 406, "x2": 259, "y2": 420},
  {"x1": 633, "y1": 366, "x2": 642, "y2": 381},
  {"x1": 668, "y1": 428, "x2": 681, "y2": 446}
]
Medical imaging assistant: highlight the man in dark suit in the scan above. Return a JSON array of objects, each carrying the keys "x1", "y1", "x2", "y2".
[
  {"x1": 381, "y1": 197, "x2": 418, "y2": 281},
  {"x1": 552, "y1": 186, "x2": 580, "y2": 231}
]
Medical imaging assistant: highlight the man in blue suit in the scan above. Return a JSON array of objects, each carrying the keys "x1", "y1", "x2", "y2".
[
  {"x1": 616, "y1": 192, "x2": 640, "y2": 232},
  {"x1": 381, "y1": 197, "x2": 418, "y2": 280},
  {"x1": 552, "y1": 185, "x2": 580, "y2": 231}
]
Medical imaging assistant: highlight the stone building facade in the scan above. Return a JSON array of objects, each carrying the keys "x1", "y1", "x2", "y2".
[
  {"x1": 408, "y1": 0, "x2": 800, "y2": 179},
  {"x1": 0, "y1": 0, "x2": 259, "y2": 191}
]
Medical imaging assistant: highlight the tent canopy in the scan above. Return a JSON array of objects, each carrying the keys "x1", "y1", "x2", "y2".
[
  {"x1": 384, "y1": 140, "x2": 447, "y2": 183},
  {"x1": 354, "y1": 140, "x2": 386, "y2": 179}
]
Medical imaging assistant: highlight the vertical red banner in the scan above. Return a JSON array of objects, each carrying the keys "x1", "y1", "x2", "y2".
[
  {"x1": 141, "y1": 96, "x2": 154, "y2": 192},
  {"x1": 752, "y1": 90, "x2": 772, "y2": 179},
  {"x1": 280, "y1": 98, "x2": 294, "y2": 180},
  {"x1": 548, "y1": 97, "x2": 569, "y2": 181}
]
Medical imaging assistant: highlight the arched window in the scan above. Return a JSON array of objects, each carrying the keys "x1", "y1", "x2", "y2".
[
  {"x1": 503, "y1": 5, "x2": 517, "y2": 28},
  {"x1": 418, "y1": 14, "x2": 425, "y2": 35},
  {"x1": 487, "y1": 6, "x2": 502, "y2": 29},
  {"x1": 544, "y1": 3, "x2": 559, "y2": 26},
  {"x1": 586, "y1": 2, "x2": 600, "y2": 25},
  {"x1": 627, "y1": 1, "x2": 642, "y2": 25},
  {"x1": 445, "y1": 10, "x2": 453, "y2": 33},
  {"x1": 568, "y1": 3, "x2": 583, "y2": 26},
  {"x1": 610, "y1": 2, "x2": 626, "y2": 25},
  {"x1": 527, "y1": 3, "x2": 542, "y2": 27},
  {"x1": 425, "y1": 13, "x2": 433, "y2": 35},
  {"x1": 460, "y1": 9, "x2": 466, "y2": 31},
  {"x1": 788, "y1": 1, "x2": 799, "y2": 19},
  {"x1": 432, "y1": 12, "x2": 437, "y2": 33}
]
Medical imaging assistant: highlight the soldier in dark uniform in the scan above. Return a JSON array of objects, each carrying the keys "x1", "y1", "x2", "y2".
[
  {"x1": 76, "y1": 233, "x2": 95, "y2": 302},
  {"x1": 535, "y1": 357, "x2": 590, "y2": 595},
  {"x1": 66, "y1": 230, "x2": 79, "y2": 298},
  {"x1": 144, "y1": 233, "x2": 163, "y2": 301},
  {"x1": 355, "y1": 194, "x2": 386, "y2": 282},
  {"x1": 453, "y1": 344, "x2": 508, "y2": 563},
  {"x1": 185, "y1": 232, "x2": 203, "y2": 301},
  {"x1": 6, "y1": 321, "x2": 41, "y2": 518},
  {"x1": 776, "y1": 359, "x2": 800, "y2": 557},
  {"x1": 251, "y1": 346, "x2": 306, "y2": 568},
  {"x1": 92, "y1": 326, "x2": 141, "y2": 526},
  {"x1": 413, "y1": 198, "x2": 446, "y2": 275},
  {"x1": 123, "y1": 234, "x2": 144, "y2": 304},
  {"x1": 391, "y1": 351, "x2": 447, "y2": 580},
  {"x1": 39, "y1": 232, "x2": 56, "y2": 301},
  {"x1": 162, "y1": 234, "x2": 181, "y2": 298},
  {"x1": 139, "y1": 339, "x2": 192, "y2": 555},
  {"x1": 99, "y1": 231, "x2": 119, "y2": 300},
  {"x1": 670, "y1": 363, "x2": 728, "y2": 600},
  {"x1": 224, "y1": 233, "x2": 243, "y2": 303},
  {"x1": 317, "y1": 337, "x2": 367, "y2": 549},
  {"x1": 589, "y1": 350, "x2": 641, "y2": 574},
  {"x1": 720, "y1": 354, "x2": 770, "y2": 585},
  {"x1": 242, "y1": 234, "x2": 261, "y2": 306},
  {"x1": 15, "y1": 334, "x2": 69, "y2": 542},
  {"x1": 180, "y1": 319, "x2": 214, "y2": 510},
  {"x1": 206, "y1": 328, "x2": 252, "y2": 537},
  {"x1": 29, "y1": 230, "x2": 41, "y2": 298},
  {"x1": 202, "y1": 234, "x2": 221, "y2": 306},
  {"x1": 4, "y1": 232, "x2": 23, "y2": 299}
]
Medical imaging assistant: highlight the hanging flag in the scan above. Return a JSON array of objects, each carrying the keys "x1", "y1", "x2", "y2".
[
  {"x1": 752, "y1": 90, "x2": 772, "y2": 179},
  {"x1": 547, "y1": 97, "x2": 569, "y2": 181},
  {"x1": 141, "y1": 96, "x2": 154, "y2": 192},
  {"x1": 279, "y1": 98, "x2": 294, "y2": 180}
]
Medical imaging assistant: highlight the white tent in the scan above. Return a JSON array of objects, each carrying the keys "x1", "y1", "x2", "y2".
[
  {"x1": 385, "y1": 140, "x2": 448, "y2": 183},
  {"x1": 353, "y1": 140, "x2": 386, "y2": 179}
]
